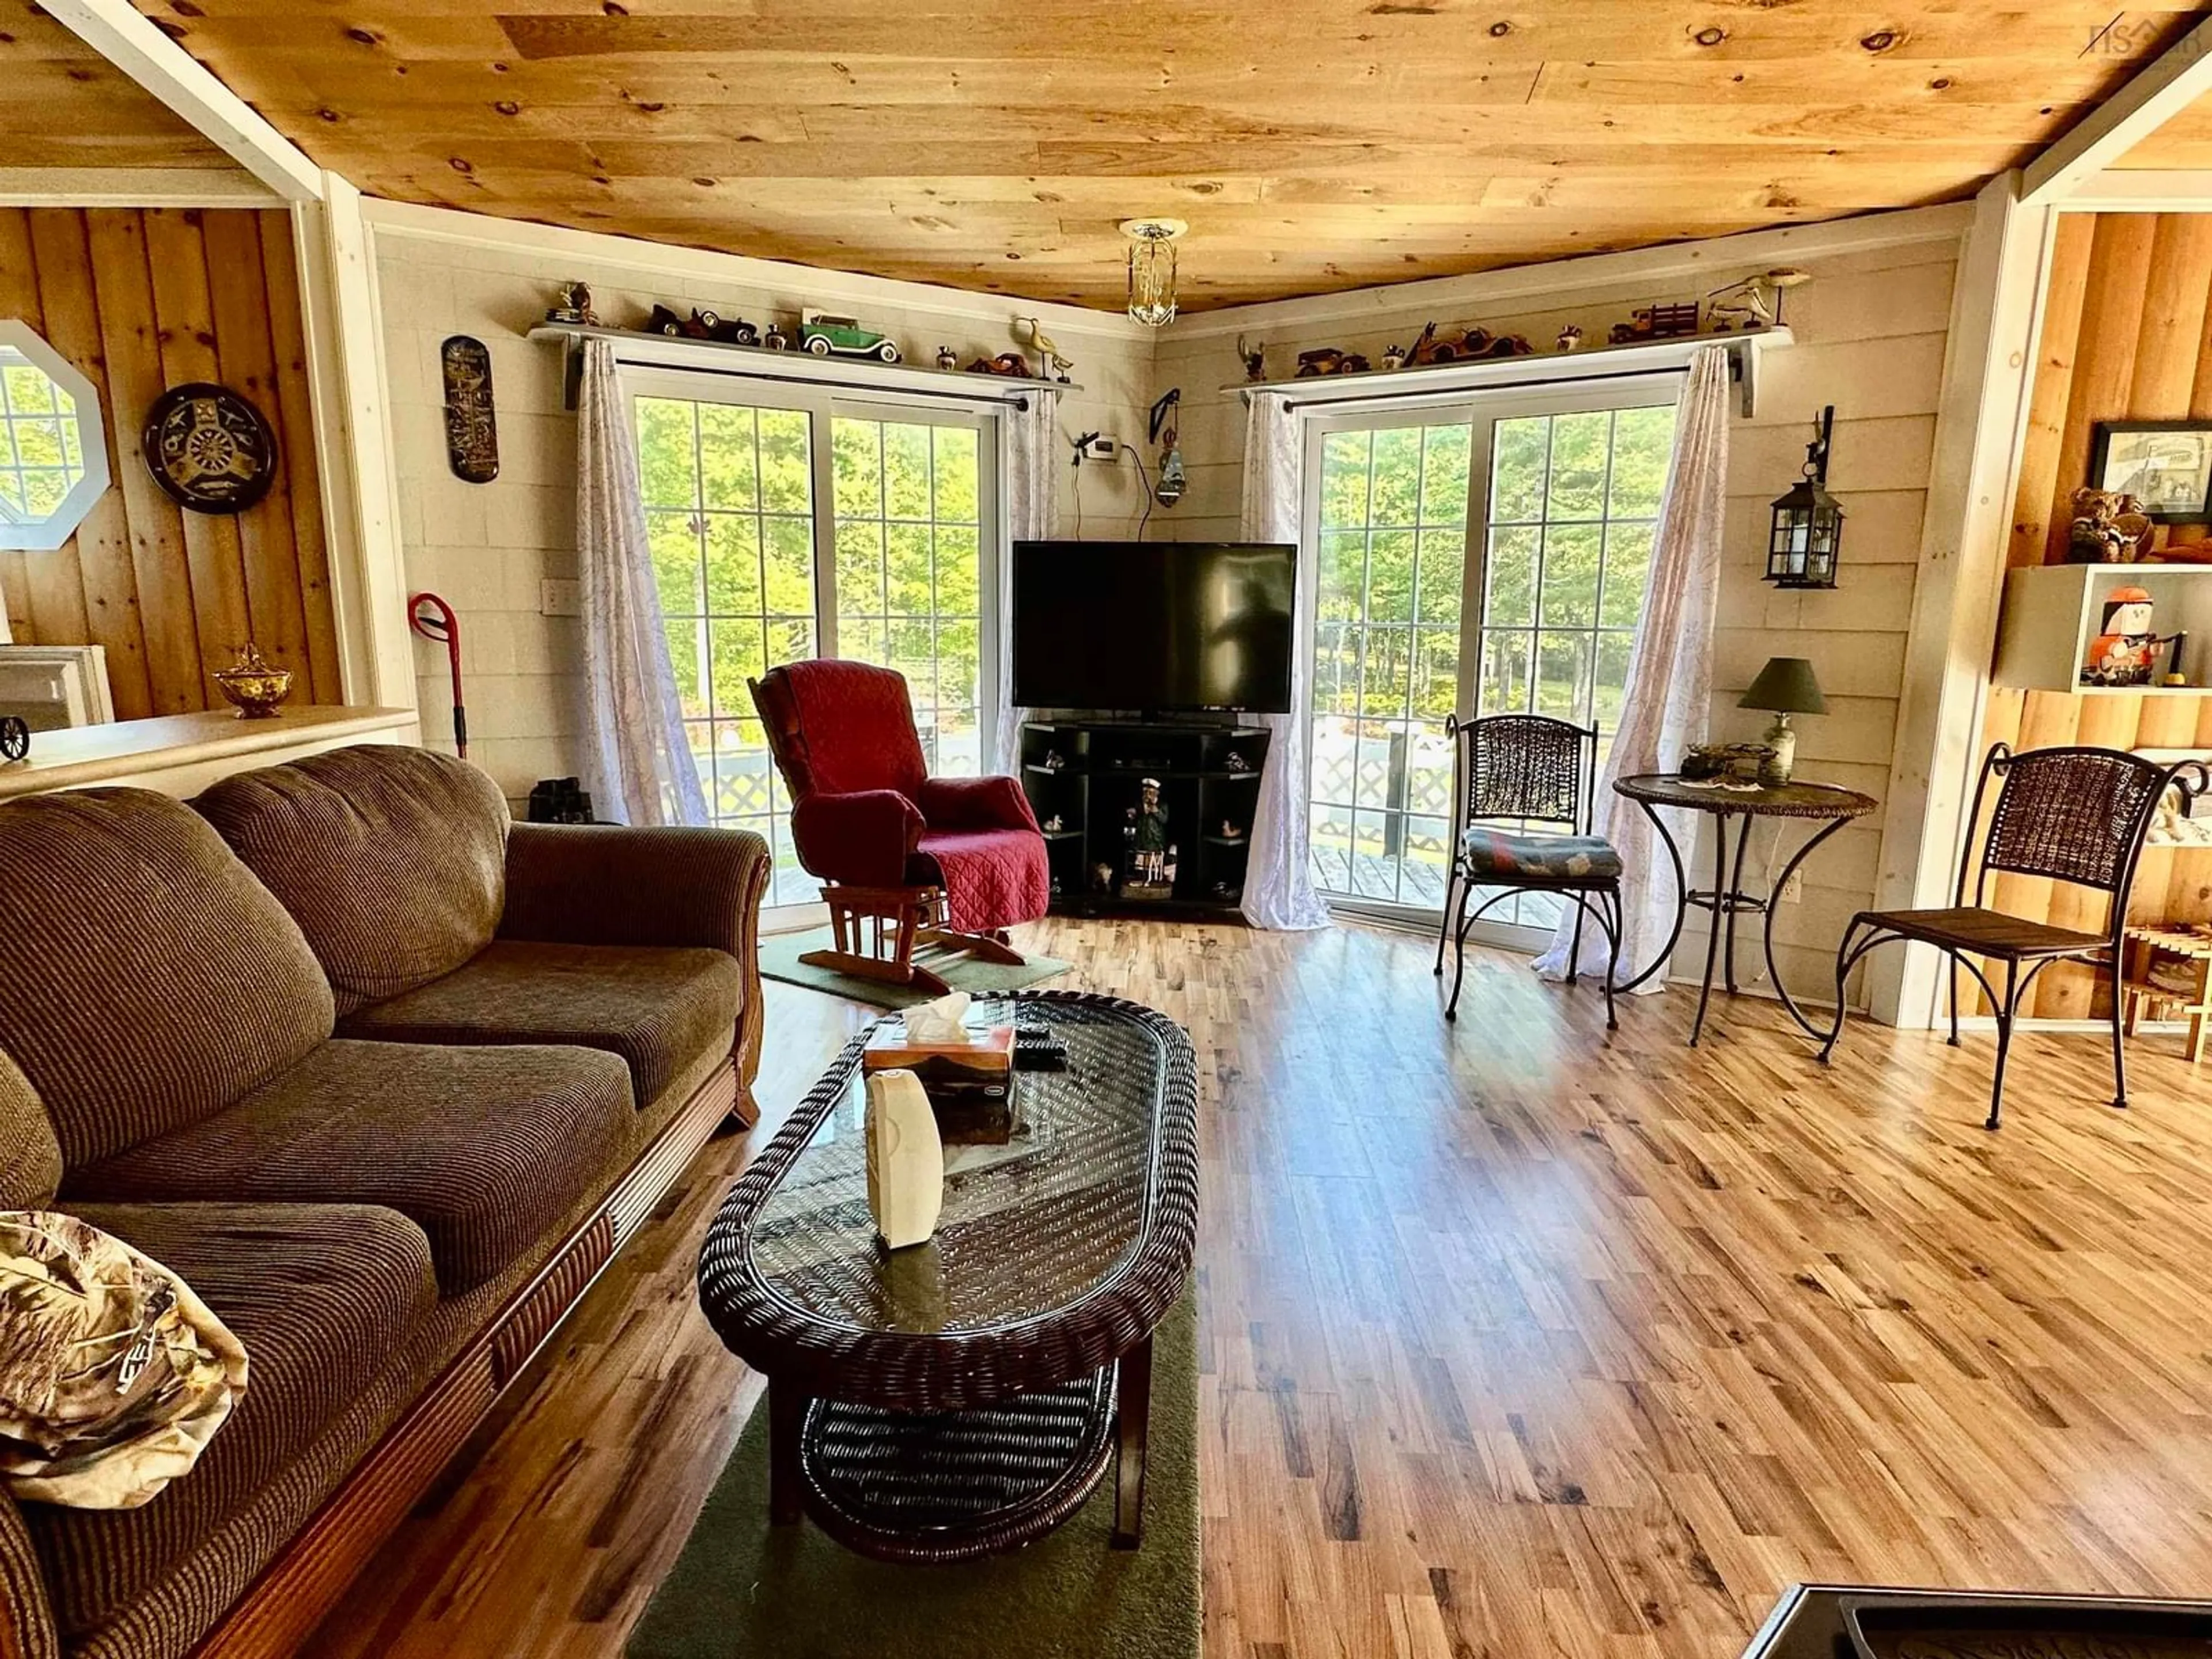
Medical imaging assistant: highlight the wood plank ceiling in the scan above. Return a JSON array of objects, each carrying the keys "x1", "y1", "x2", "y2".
[
  {"x1": 46, "y1": 3, "x2": 2212, "y2": 308},
  {"x1": 0, "y1": 0, "x2": 238, "y2": 172}
]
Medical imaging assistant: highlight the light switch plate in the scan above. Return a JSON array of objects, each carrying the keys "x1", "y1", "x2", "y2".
[{"x1": 540, "y1": 578, "x2": 582, "y2": 616}]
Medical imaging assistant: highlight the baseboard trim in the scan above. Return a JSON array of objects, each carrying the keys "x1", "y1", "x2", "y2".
[{"x1": 184, "y1": 1058, "x2": 740, "y2": 1659}]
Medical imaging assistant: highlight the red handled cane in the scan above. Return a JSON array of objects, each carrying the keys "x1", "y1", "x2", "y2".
[{"x1": 407, "y1": 592, "x2": 467, "y2": 759}]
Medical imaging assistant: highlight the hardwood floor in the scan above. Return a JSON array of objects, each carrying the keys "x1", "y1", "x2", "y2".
[{"x1": 301, "y1": 918, "x2": 2212, "y2": 1659}]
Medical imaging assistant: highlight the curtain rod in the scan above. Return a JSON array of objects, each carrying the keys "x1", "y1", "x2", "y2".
[
  {"x1": 1251, "y1": 361, "x2": 1702, "y2": 413},
  {"x1": 608, "y1": 351, "x2": 1037, "y2": 411}
]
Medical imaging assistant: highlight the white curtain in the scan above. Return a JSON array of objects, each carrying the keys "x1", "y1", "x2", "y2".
[
  {"x1": 1238, "y1": 392, "x2": 1332, "y2": 931},
  {"x1": 1532, "y1": 345, "x2": 1730, "y2": 989},
  {"x1": 577, "y1": 339, "x2": 709, "y2": 827},
  {"x1": 988, "y1": 388, "x2": 1060, "y2": 776}
]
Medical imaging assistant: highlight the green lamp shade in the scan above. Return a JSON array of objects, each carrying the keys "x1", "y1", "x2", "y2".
[{"x1": 1740, "y1": 656, "x2": 1827, "y2": 715}]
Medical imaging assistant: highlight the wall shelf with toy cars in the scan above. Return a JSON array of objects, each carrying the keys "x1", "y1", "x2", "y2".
[
  {"x1": 1993, "y1": 562, "x2": 2212, "y2": 693},
  {"x1": 528, "y1": 323, "x2": 1079, "y2": 412},
  {"x1": 1219, "y1": 327, "x2": 1789, "y2": 420}
]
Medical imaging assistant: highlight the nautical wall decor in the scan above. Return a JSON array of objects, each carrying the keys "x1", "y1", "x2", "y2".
[
  {"x1": 440, "y1": 335, "x2": 499, "y2": 484},
  {"x1": 141, "y1": 383, "x2": 276, "y2": 514}
]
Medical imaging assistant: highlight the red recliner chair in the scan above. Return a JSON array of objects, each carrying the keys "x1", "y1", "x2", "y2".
[{"x1": 749, "y1": 659, "x2": 1050, "y2": 995}]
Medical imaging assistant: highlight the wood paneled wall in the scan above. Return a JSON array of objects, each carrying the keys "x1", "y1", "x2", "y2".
[
  {"x1": 0, "y1": 207, "x2": 339, "y2": 718},
  {"x1": 1982, "y1": 211, "x2": 2212, "y2": 1019}
]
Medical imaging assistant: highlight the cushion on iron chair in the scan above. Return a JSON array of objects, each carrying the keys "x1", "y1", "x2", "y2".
[{"x1": 1459, "y1": 826, "x2": 1622, "y2": 885}]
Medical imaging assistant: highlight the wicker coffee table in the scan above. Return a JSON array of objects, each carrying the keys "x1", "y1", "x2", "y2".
[{"x1": 697, "y1": 991, "x2": 1198, "y2": 1562}]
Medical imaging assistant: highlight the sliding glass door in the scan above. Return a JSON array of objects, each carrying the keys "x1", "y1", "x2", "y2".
[
  {"x1": 1304, "y1": 383, "x2": 1678, "y2": 933},
  {"x1": 628, "y1": 372, "x2": 998, "y2": 904}
]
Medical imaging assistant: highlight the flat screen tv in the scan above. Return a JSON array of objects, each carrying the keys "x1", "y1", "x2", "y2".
[{"x1": 1011, "y1": 541, "x2": 1296, "y2": 714}]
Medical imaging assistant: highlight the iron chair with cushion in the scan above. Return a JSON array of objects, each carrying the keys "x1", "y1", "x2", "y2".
[
  {"x1": 1433, "y1": 713, "x2": 1624, "y2": 1028},
  {"x1": 749, "y1": 658, "x2": 1050, "y2": 995},
  {"x1": 1819, "y1": 741, "x2": 2207, "y2": 1130}
]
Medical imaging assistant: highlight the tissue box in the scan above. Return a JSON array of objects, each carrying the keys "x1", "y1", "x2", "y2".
[{"x1": 862, "y1": 1022, "x2": 1018, "y2": 1144}]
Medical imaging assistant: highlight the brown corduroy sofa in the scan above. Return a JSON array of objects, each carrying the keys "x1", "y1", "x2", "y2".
[{"x1": 0, "y1": 745, "x2": 768, "y2": 1659}]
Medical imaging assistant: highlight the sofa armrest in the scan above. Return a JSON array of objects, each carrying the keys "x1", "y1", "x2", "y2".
[
  {"x1": 913, "y1": 774, "x2": 1040, "y2": 834},
  {"x1": 789, "y1": 790, "x2": 924, "y2": 889},
  {"x1": 499, "y1": 823, "x2": 771, "y2": 1111},
  {"x1": 0, "y1": 1490, "x2": 60, "y2": 1659}
]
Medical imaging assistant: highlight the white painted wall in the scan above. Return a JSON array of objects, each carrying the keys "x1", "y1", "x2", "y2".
[
  {"x1": 1152, "y1": 215, "x2": 1968, "y2": 1006},
  {"x1": 369, "y1": 206, "x2": 1155, "y2": 804}
]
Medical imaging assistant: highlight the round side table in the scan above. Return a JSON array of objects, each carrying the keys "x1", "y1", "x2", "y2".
[{"x1": 1613, "y1": 774, "x2": 1878, "y2": 1047}]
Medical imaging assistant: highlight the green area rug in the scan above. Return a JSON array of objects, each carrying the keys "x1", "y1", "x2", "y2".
[
  {"x1": 628, "y1": 1291, "x2": 1199, "y2": 1659},
  {"x1": 757, "y1": 927, "x2": 1070, "y2": 1009}
]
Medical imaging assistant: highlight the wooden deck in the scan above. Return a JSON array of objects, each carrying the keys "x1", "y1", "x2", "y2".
[{"x1": 303, "y1": 916, "x2": 2212, "y2": 1659}]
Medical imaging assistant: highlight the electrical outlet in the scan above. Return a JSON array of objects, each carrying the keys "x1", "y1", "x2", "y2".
[
  {"x1": 540, "y1": 578, "x2": 582, "y2": 617},
  {"x1": 1778, "y1": 867, "x2": 1805, "y2": 904},
  {"x1": 1081, "y1": 434, "x2": 1119, "y2": 462}
]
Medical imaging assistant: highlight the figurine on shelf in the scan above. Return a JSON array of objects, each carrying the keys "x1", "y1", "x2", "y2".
[
  {"x1": 1294, "y1": 346, "x2": 1370, "y2": 377},
  {"x1": 2082, "y1": 585, "x2": 2178, "y2": 687},
  {"x1": 1220, "y1": 819, "x2": 1243, "y2": 839},
  {"x1": 968, "y1": 351, "x2": 1031, "y2": 377},
  {"x1": 2068, "y1": 487, "x2": 2154, "y2": 564},
  {"x1": 798, "y1": 309, "x2": 900, "y2": 363},
  {"x1": 546, "y1": 281, "x2": 597, "y2": 326},
  {"x1": 1223, "y1": 750, "x2": 1253, "y2": 774},
  {"x1": 1040, "y1": 749, "x2": 1066, "y2": 772},
  {"x1": 762, "y1": 323, "x2": 790, "y2": 351},
  {"x1": 1015, "y1": 317, "x2": 1073, "y2": 383},
  {"x1": 1123, "y1": 777, "x2": 1172, "y2": 892},
  {"x1": 1556, "y1": 324, "x2": 1585, "y2": 353},
  {"x1": 1610, "y1": 302, "x2": 1701, "y2": 344},
  {"x1": 1410, "y1": 325, "x2": 1534, "y2": 366},
  {"x1": 935, "y1": 345, "x2": 959, "y2": 370},
  {"x1": 1236, "y1": 335, "x2": 1267, "y2": 382},
  {"x1": 1089, "y1": 860, "x2": 1116, "y2": 895},
  {"x1": 1041, "y1": 813, "x2": 1064, "y2": 832},
  {"x1": 1381, "y1": 342, "x2": 1410, "y2": 371},
  {"x1": 1706, "y1": 268, "x2": 1810, "y2": 331}
]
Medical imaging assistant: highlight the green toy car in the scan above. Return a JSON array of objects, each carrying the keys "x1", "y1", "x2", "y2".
[{"x1": 798, "y1": 310, "x2": 900, "y2": 363}]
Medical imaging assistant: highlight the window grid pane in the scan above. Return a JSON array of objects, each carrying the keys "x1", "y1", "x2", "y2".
[
  {"x1": 1308, "y1": 421, "x2": 1469, "y2": 911},
  {"x1": 1308, "y1": 403, "x2": 1676, "y2": 923},
  {"x1": 830, "y1": 417, "x2": 983, "y2": 777},
  {"x1": 636, "y1": 395, "x2": 818, "y2": 904}
]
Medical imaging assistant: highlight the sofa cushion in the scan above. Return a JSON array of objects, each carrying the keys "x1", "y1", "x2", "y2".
[
  {"x1": 0, "y1": 1049, "x2": 60, "y2": 1210},
  {"x1": 338, "y1": 941, "x2": 741, "y2": 1108},
  {"x1": 0, "y1": 790, "x2": 334, "y2": 1169},
  {"x1": 24, "y1": 1203, "x2": 438, "y2": 1646},
  {"x1": 65, "y1": 1041, "x2": 635, "y2": 1294},
  {"x1": 193, "y1": 746, "x2": 510, "y2": 1017}
]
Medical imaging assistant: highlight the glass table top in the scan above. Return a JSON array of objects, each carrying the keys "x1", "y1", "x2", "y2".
[{"x1": 742, "y1": 998, "x2": 1173, "y2": 1338}]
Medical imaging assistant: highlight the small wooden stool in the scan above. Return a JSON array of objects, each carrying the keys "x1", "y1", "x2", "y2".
[
  {"x1": 2121, "y1": 922, "x2": 2212, "y2": 1063},
  {"x1": 807, "y1": 884, "x2": 1023, "y2": 997}
]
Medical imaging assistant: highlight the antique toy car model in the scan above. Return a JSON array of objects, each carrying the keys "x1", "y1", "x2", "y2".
[{"x1": 798, "y1": 310, "x2": 900, "y2": 362}]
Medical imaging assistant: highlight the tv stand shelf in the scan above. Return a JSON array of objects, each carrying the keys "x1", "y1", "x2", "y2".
[{"x1": 1019, "y1": 718, "x2": 1269, "y2": 920}]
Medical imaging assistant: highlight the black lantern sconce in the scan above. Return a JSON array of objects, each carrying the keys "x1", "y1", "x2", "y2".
[{"x1": 1766, "y1": 405, "x2": 1843, "y2": 590}]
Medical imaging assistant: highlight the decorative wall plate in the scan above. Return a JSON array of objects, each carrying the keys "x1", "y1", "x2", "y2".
[
  {"x1": 141, "y1": 383, "x2": 277, "y2": 514},
  {"x1": 440, "y1": 335, "x2": 499, "y2": 484}
]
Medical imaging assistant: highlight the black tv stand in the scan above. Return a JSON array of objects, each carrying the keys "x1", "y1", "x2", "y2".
[{"x1": 1019, "y1": 717, "x2": 1271, "y2": 919}]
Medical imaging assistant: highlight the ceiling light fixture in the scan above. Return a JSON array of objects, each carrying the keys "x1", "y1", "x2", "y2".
[{"x1": 1120, "y1": 218, "x2": 1187, "y2": 328}]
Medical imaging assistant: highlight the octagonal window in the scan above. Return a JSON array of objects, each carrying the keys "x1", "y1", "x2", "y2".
[{"x1": 0, "y1": 321, "x2": 109, "y2": 552}]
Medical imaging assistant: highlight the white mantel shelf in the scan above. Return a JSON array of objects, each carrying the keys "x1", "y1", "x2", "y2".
[
  {"x1": 1222, "y1": 327, "x2": 1790, "y2": 419},
  {"x1": 0, "y1": 704, "x2": 419, "y2": 801},
  {"x1": 528, "y1": 323, "x2": 1081, "y2": 409}
]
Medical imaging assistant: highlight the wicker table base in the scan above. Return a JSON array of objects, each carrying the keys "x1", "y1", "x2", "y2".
[{"x1": 777, "y1": 1350, "x2": 1139, "y2": 1563}]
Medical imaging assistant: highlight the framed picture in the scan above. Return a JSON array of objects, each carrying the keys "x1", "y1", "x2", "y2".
[{"x1": 2090, "y1": 421, "x2": 2212, "y2": 522}]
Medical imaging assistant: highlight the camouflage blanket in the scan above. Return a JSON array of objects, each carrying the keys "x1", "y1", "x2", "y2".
[{"x1": 0, "y1": 1212, "x2": 247, "y2": 1509}]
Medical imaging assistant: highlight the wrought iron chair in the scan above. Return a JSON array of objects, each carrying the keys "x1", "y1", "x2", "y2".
[
  {"x1": 1432, "y1": 713, "x2": 1623, "y2": 1028},
  {"x1": 1819, "y1": 742, "x2": 2207, "y2": 1130}
]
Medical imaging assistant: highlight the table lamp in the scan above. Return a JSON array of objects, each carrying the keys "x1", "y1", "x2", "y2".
[{"x1": 1740, "y1": 657, "x2": 1827, "y2": 786}]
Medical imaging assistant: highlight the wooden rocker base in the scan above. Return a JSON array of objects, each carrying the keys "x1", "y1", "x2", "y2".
[{"x1": 806, "y1": 883, "x2": 1025, "y2": 994}]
